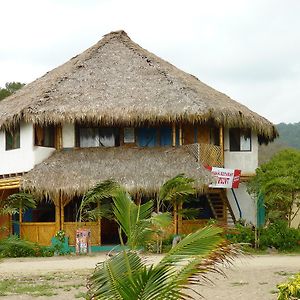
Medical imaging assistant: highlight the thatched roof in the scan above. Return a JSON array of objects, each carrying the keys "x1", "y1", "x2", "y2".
[
  {"x1": 21, "y1": 146, "x2": 212, "y2": 203},
  {"x1": 0, "y1": 30, "x2": 277, "y2": 143}
]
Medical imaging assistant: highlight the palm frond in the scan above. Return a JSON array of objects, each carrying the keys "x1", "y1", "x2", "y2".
[
  {"x1": 161, "y1": 226, "x2": 223, "y2": 265},
  {"x1": 1, "y1": 192, "x2": 36, "y2": 215},
  {"x1": 87, "y1": 251, "x2": 144, "y2": 300},
  {"x1": 78, "y1": 179, "x2": 121, "y2": 222},
  {"x1": 159, "y1": 174, "x2": 196, "y2": 206}
]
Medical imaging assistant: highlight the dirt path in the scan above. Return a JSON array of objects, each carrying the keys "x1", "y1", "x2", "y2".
[{"x1": 0, "y1": 254, "x2": 299, "y2": 299}]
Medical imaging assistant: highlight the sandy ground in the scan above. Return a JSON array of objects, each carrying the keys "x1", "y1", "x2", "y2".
[{"x1": 0, "y1": 253, "x2": 299, "y2": 299}]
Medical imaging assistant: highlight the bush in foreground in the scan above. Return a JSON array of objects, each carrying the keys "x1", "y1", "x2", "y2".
[
  {"x1": 277, "y1": 273, "x2": 300, "y2": 300},
  {"x1": 0, "y1": 235, "x2": 54, "y2": 258}
]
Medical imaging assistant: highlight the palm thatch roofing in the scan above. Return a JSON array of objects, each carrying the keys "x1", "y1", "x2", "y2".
[
  {"x1": 21, "y1": 146, "x2": 212, "y2": 203},
  {"x1": 0, "y1": 30, "x2": 277, "y2": 143}
]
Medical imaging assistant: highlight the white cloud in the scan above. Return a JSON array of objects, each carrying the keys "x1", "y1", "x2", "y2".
[{"x1": 0, "y1": 0, "x2": 299, "y2": 123}]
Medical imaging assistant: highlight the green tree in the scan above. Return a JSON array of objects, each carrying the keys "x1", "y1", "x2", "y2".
[
  {"x1": 158, "y1": 174, "x2": 196, "y2": 235},
  {"x1": 0, "y1": 82, "x2": 25, "y2": 101},
  {"x1": 87, "y1": 225, "x2": 239, "y2": 300},
  {"x1": 78, "y1": 180, "x2": 171, "y2": 250},
  {"x1": 248, "y1": 149, "x2": 300, "y2": 227},
  {"x1": 0, "y1": 192, "x2": 36, "y2": 216}
]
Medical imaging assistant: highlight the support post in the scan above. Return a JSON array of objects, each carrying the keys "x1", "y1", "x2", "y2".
[
  {"x1": 219, "y1": 126, "x2": 224, "y2": 166},
  {"x1": 177, "y1": 202, "x2": 183, "y2": 234},
  {"x1": 54, "y1": 195, "x2": 61, "y2": 232},
  {"x1": 19, "y1": 208, "x2": 22, "y2": 239},
  {"x1": 55, "y1": 125, "x2": 63, "y2": 150},
  {"x1": 173, "y1": 204, "x2": 179, "y2": 235},
  {"x1": 172, "y1": 123, "x2": 176, "y2": 147},
  {"x1": 179, "y1": 123, "x2": 183, "y2": 146},
  {"x1": 60, "y1": 197, "x2": 64, "y2": 231}
]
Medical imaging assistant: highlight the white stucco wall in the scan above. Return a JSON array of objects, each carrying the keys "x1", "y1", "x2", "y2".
[
  {"x1": 62, "y1": 123, "x2": 75, "y2": 148},
  {"x1": 224, "y1": 128, "x2": 258, "y2": 175},
  {"x1": 0, "y1": 122, "x2": 55, "y2": 175},
  {"x1": 226, "y1": 183, "x2": 257, "y2": 225}
]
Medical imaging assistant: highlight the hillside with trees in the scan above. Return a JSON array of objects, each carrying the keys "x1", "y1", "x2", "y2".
[
  {"x1": 0, "y1": 82, "x2": 25, "y2": 101},
  {"x1": 259, "y1": 122, "x2": 300, "y2": 165}
]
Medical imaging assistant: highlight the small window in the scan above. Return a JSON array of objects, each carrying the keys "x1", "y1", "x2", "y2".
[
  {"x1": 5, "y1": 125, "x2": 20, "y2": 150},
  {"x1": 77, "y1": 126, "x2": 120, "y2": 148},
  {"x1": 35, "y1": 125, "x2": 55, "y2": 147},
  {"x1": 210, "y1": 127, "x2": 220, "y2": 146},
  {"x1": 229, "y1": 128, "x2": 251, "y2": 151},
  {"x1": 124, "y1": 127, "x2": 135, "y2": 144}
]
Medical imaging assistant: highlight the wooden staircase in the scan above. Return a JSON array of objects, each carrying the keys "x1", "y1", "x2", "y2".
[{"x1": 207, "y1": 189, "x2": 236, "y2": 226}]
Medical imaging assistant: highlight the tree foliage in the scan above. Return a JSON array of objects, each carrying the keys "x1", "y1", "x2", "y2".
[
  {"x1": 87, "y1": 226, "x2": 239, "y2": 300},
  {"x1": 248, "y1": 149, "x2": 300, "y2": 227},
  {"x1": 79, "y1": 180, "x2": 171, "y2": 250},
  {"x1": 0, "y1": 82, "x2": 25, "y2": 101},
  {"x1": 0, "y1": 192, "x2": 36, "y2": 215}
]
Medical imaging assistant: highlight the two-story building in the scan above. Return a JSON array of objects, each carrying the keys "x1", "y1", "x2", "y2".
[{"x1": 0, "y1": 30, "x2": 277, "y2": 246}]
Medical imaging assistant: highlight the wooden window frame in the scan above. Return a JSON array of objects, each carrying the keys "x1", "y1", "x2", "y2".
[{"x1": 5, "y1": 125, "x2": 20, "y2": 151}]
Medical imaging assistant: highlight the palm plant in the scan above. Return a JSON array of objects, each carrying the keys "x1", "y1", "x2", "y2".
[
  {"x1": 78, "y1": 180, "x2": 171, "y2": 250},
  {"x1": 158, "y1": 174, "x2": 196, "y2": 234},
  {"x1": 87, "y1": 225, "x2": 239, "y2": 300},
  {"x1": 0, "y1": 192, "x2": 36, "y2": 215}
]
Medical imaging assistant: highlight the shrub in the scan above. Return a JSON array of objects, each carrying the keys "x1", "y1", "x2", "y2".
[
  {"x1": 0, "y1": 235, "x2": 54, "y2": 258},
  {"x1": 277, "y1": 273, "x2": 300, "y2": 300},
  {"x1": 226, "y1": 223, "x2": 255, "y2": 246},
  {"x1": 259, "y1": 220, "x2": 300, "y2": 251}
]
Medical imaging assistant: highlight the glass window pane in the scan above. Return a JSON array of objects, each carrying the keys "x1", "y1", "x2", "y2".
[
  {"x1": 229, "y1": 128, "x2": 240, "y2": 151},
  {"x1": 5, "y1": 125, "x2": 20, "y2": 150},
  {"x1": 160, "y1": 127, "x2": 172, "y2": 146},
  {"x1": 240, "y1": 129, "x2": 251, "y2": 151},
  {"x1": 124, "y1": 127, "x2": 135, "y2": 143}
]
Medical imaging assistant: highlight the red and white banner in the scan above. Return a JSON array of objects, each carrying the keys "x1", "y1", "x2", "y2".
[{"x1": 205, "y1": 166, "x2": 241, "y2": 189}]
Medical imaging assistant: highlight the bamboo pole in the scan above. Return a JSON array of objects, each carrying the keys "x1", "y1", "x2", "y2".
[
  {"x1": 173, "y1": 205, "x2": 178, "y2": 235},
  {"x1": 54, "y1": 196, "x2": 61, "y2": 232},
  {"x1": 179, "y1": 123, "x2": 183, "y2": 146},
  {"x1": 178, "y1": 202, "x2": 183, "y2": 234},
  {"x1": 18, "y1": 208, "x2": 23, "y2": 239},
  {"x1": 60, "y1": 198, "x2": 64, "y2": 231},
  {"x1": 172, "y1": 123, "x2": 176, "y2": 147},
  {"x1": 55, "y1": 125, "x2": 63, "y2": 150},
  {"x1": 219, "y1": 126, "x2": 224, "y2": 166},
  {"x1": 98, "y1": 201, "x2": 101, "y2": 245}
]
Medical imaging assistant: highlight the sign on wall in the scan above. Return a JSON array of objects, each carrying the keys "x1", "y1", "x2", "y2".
[{"x1": 206, "y1": 166, "x2": 241, "y2": 189}]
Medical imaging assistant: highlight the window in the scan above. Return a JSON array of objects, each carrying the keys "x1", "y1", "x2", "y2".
[
  {"x1": 22, "y1": 200, "x2": 55, "y2": 222},
  {"x1": 210, "y1": 127, "x2": 220, "y2": 146},
  {"x1": 35, "y1": 125, "x2": 55, "y2": 147},
  {"x1": 76, "y1": 126, "x2": 120, "y2": 148},
  {"x1": 137, "y1": 127, "x2": 172, "y2": 147},
  {"x1": 229, "y1": 128, "x2": 251, "y2": 151},
  {"x1": 137, "y1": 127, "x2": 158, "y2": 147},
  {"x1": 5, "y1": 125, "x2": 20, "y2": 150},
  {"x1": 124, "y1": 127, "x2": 135, "y2": 144}
]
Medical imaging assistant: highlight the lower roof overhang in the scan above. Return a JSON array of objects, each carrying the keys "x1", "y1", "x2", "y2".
[{"x1": 21, "y1": 146, "x2": 212, "y2": 203}]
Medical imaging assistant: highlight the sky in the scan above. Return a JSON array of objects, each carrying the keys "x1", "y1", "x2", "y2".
[{"x1": 0, "y1": 0, "x2": 299, "y2": 124}]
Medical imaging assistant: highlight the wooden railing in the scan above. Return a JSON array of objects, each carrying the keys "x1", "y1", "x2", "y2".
[
  {"x1": 186, "y1": 143, "x2": 223, "y2": 167},
  {"x1": 63, "y1": 222, "x2": 100, "y2": 246},
  {"x1": 20, "y1": 222, "x2": 56, "y2": 246}
]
